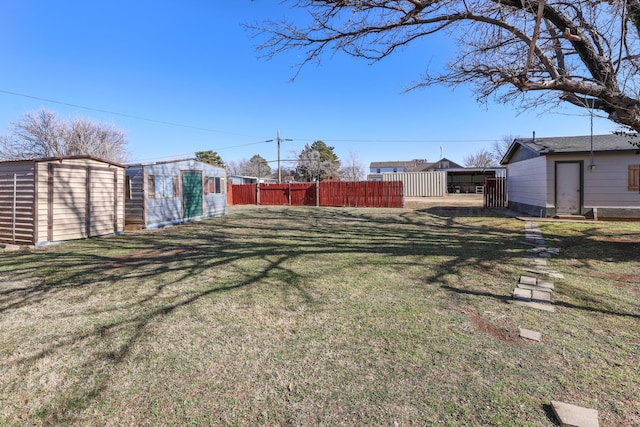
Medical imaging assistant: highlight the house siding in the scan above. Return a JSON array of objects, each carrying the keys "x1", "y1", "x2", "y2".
[
  {"x1": 506, "y1": 156, "x2": 551, "y2": 216},
  {"x1": 555, "y1": 152, "x2": 640, "y2": 217}
]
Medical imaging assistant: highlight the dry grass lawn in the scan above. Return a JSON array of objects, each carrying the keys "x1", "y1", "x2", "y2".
[{"x1": 0, "y1": 205, "x2": 638, "y2": 426}]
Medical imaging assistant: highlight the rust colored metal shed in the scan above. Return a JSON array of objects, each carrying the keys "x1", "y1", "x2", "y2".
[{"x1": 0, "y1": 156, "x2": 125, "y2": 246}]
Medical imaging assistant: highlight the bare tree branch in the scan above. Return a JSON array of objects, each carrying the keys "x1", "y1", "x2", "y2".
[
  {"x1": 0, "y1": 109, "x2": 129, "y2": 162},
  {"x1": 251, "y1": 0, "x2": 640, "y2": 133}
]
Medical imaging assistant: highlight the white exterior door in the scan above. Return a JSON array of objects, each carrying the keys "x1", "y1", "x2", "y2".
[{"x1": 556, "y1": 162, "x2": 581, "y2": 214}]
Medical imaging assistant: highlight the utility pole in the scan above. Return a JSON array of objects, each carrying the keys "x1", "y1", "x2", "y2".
[{"x1": 277, "y1": 130, "x2": 293, "y2": 184}]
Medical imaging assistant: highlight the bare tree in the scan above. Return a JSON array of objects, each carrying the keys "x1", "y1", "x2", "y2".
[
  {"x1": 253, "y1": 1, "x2": 640, "y2": 137},
  {"x1": 297, "y1": 147, "x2": 324, "y2": 182},
  {"x1": 492, "y1": 134, "x2": 518, "y2": 164},
  {"x1": 0, "y1": 109, "x2": 129, "y2": 162},
  {"x1": 295, "y1": 143, "x2": 342, "y2": 181},
  {"x1": 464, "y1": 148, "x2": 497, "y2": 167},
  {"x1": 339, "y1": 150, "x2": 366, "y2": 181}
]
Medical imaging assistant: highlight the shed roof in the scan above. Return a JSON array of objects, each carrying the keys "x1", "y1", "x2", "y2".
[
  {"x1": 0, "y1": 155, "x2": 125, "y2": 168},
  {"x1": 502, "y1": 134, "x2": 639, "y2": 164}
]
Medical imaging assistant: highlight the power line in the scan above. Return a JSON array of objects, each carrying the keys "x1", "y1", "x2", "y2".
[
  {"x1": 0, "y1": 88, "x2": 263, "y2": 138},
  {"x1": 299, "y1": 138, "x2": 499, "y2": 143},
  {"x1": 129, "y1": 139, "x2": 274, "y2": 163}
]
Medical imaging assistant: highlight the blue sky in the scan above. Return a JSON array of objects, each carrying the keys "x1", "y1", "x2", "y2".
[{"x1": 0, "y1": 1, "x2": 619, "y2": 171}]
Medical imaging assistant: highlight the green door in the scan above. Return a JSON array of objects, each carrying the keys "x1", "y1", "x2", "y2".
[{"x1": 182, "y1": 171, "x2": 203, "y2": 218}]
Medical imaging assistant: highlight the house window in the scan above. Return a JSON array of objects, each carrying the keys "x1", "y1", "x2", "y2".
[
  {"x1": 629, "y1": 165, "x2": 640, "y2": 191},
  {"x1": 204, "y1": 176, "x2": 223, "y2": 194},
  {"x1": 376, "y1": 168, "x2": 381, "y2": 173},
  {"x1": 393, "y1": 168, "x2": 397, "y2": 173},
  {"x1": 148, "y1": 174, "x2": 178, "y2": 198}
]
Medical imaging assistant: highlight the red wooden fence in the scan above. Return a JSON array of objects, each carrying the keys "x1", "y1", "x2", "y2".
[{"x1": 231, "y1": 181, "x2": 403, "y2": 208}]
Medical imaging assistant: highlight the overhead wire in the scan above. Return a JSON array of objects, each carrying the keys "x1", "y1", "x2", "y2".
[
  {"x1": 0, "y1": 88, "x2": 264, "y2": 138},
  {"x1": 1, "y1": 87, "x2": 504, "y2": 164}
]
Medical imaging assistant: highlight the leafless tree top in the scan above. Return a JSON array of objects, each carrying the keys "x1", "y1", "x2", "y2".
[
  {"x1": 252, "y1": 1, "x2": 640, "y2": 133},
  {"x1": 1, "y1": 109, "x2": 129, "y2": 162}
]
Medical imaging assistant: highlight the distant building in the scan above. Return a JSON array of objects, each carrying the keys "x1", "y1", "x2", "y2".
[
  {"x1": 367, "y1": 159, "x2": 428, "y2": 181},
  {"x1": 368, "y1": 157, "x2": 504, "y2": 196}
]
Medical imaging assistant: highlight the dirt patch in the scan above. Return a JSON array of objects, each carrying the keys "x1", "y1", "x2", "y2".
[
  {"x1": 598, "y1": 273, "x2": 640, "y2": 295},
  {"x1": 404, "y1": 195, "x2": 484, "y2": 209},
  {"x1": 463, "y1": 309, "x2": 522, "y2": 344}
]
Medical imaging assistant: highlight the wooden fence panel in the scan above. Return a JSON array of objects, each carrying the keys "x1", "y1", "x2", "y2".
[
  {"x1": 319, "y1": 182, "x2": 345, "y2": 206},
  {"x1": 288, "y1": 183, "x2": 315, "y2": 206},
  {"x1": 231, "y1": 181, "x2": 404, "y2": 208},
  {"x1": 259, "y1": 184, "x2": 289, "y2": 205},
  {"x1": 232, "y1": 184, "x2": 257, "y2": 205}
]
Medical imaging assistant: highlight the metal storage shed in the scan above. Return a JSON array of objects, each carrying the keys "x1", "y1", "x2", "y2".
[
  {"x1": 0, "y1": 156, "x2": 125, "y2": 246},
  {"x1": 125, "y1": 159, "x2": 226, "y2": 230}
]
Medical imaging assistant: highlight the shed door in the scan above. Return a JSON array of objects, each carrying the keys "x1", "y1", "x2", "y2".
[
  {"x1": 89, "y1": 169, "x2": 116, "y2": 236},
  {"x1": 51, "y1": 167, "x2": 88, "y2": 241},
  {"x1": 49, "y1": 165, "x2": 118, "y2": 242},
  {"x1": 182, "y1": 171, "x2": 203, "y2": 218},
  {"x1": 556, "y1": 162, "x2": 581, "y2": 214}
]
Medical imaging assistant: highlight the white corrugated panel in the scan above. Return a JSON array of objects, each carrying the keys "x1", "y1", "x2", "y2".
[{"x1": 382, "y1": 171, "x2": 447, "y2": 196}]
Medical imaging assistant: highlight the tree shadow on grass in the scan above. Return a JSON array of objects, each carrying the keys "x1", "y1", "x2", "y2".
[{"x1": 0, "y1": 205, "x2": 636, "y2": 423}]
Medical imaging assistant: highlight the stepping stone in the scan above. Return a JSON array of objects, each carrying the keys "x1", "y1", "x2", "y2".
[
  {"x1": 536, "y1": 279, "x2": 554, "y2": 290},
  {"x1": 517, "y1": 284, "x2": 553, "y2": 293},
  {"x1": 550, "y1": 400, "x2": 599, "y2": 427},
  {"x1": 549, "y1": 272, "x2": 565, "y2": 279},
  {"x1": 522, "y1": 257, "x2": 548, "y2": 266},
  {"x1": 527, "y1": 247, "x2": 548, "y2": 253},
  {"x1": 522, "y1": 267, "x2": 552, "y2": 275},
  {"x1": 514, "y1": 300, "x2": 556, "y2": 312},
  {"x1": 532, "y1": 290, "x2": 551, "y2": 303},
  {"x1": 538, "y1": 252, "x2": 551, "y2": 258},
  {"x1": 518, "y1": 327, "x2": 541, "y2": 342},
  {"x1": 519, "y1": 276, "x2": 538, "y2": 285},
  {"x1": 520, "y1": 240, "x2": 540, "y2": 247},
  {"x1": 513, "y1": 288, "x2": 532, "y2": 301}
]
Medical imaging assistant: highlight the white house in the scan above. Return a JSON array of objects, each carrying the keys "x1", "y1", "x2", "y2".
[{"x1": 501, "y1": 134, "x2": 640, "y2": 219}]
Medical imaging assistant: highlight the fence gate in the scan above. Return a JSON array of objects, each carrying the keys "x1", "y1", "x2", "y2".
[{"x1": 484, "y1": 177, "x2": 507, "y2": 208}]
